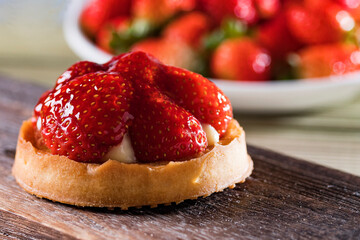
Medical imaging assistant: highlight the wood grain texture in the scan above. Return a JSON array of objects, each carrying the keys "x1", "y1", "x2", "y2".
[{"x1": 0, "y1": 75, "x2": 360, "y2": 240}]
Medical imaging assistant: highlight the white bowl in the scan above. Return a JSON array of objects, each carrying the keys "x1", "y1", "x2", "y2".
[{"x1": 63, "y1": 0, "x2": 360, "y2": 113}]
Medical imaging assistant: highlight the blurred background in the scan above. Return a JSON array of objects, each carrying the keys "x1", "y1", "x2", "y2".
[
  {"x1": 0, "y1": 0, "x2": 359, "y2": 175},
  {"x1": 0, "y1": 0, "x2": 78, "y2": 85}
]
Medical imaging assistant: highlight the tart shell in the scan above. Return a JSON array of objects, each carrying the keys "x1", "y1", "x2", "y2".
[{"x1": 12, "y1": 119, "x2": 253, "y2": 209}]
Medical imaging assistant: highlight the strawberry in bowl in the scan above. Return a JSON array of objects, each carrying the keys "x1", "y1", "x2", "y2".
[
  {"x1": 67, "y1": 0, "x2": 360, "y2": 81},
  {"x1": 13, "y1": 51, "x2": 253, "y2": 209},
  {"x1": 64, "y1": 0, "x2": 360, "y2": 113}
]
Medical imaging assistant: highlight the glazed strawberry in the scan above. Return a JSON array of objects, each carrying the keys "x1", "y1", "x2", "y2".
[
  {"x1": 163, "y1": 12, "x2": 211, "y2": 48},
  {"x1": 106, "y1": 51, "x2": 162, "y2": 84},
  {"x1": 38, "y1": 72, "x2": 133, "y2": 162},
  {"x1": 108, "y1": 51, "x2": 233, "y2": 136},
  {"x1": 33, "y1": 90, "x2": 52, "y2": 129},
  {"x1": 211, "y1": 38, "x2": 271, "y2": 81},
  {"x1": 96, "y1": 16, "x2": 130, "y2": 53},
  {"x1": 297, "y1": 43, "x2": 360, "y2": 78},
  {"x1": 56, "y1": 61, "x2": 106, "y2": 89},
  {"x1": 130, "y1": 38, "x2": 200, "y2": 72},
  {"x1": 35, "y1": 52, "x2": 235, "y2": 163},
  {"x1": 34, "y1": 60, "x2": 103, "y2": 128},
  {"x1": 80, "y1": 0, "x2": 131, "y2": 37},
  {"x1": 286, "y1": 1, "x2": 355, "y2": 44},
  {"x1": 129, "y1": 84, "x2": 207, "y2": 162},
  {"x1": 157, "y1": 66, "x2": 233, "y2": 137}
]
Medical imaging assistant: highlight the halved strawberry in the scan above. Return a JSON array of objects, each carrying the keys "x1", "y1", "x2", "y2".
[
  {"x1": 36, "y1": 52, "x2": 234, "y2": 163},
  {"x1": 38, "y1": 72, "x2": 134, "y2": 162},
  {"x1": 107, "y1": 51, "x2": 233, "y2": 136},
  {"x1": 157, "y1": 66, "x2": 233, "y2": 137},
  {"x1": 56, "y1": 61, "x2": 106, "y2": 89},
  {"x1": 129, "y1": 84, "x2": 207, "y2": 162},
  {"x1": 106, "y1": 51, "x2": 162, "y2": 85}
]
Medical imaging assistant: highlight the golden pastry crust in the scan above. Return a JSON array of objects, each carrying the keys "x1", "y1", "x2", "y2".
[{"x1": 12, "y1": 119, "x2": 253, "y2": 209}]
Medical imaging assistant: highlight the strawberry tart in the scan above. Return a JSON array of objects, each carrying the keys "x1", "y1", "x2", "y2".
[{"x1": 12, "y1": 51, "x2": 253, "y2": 209}]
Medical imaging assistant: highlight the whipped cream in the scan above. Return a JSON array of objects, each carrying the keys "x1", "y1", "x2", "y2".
[
  {"x1": 201, "y1": 124, "x2": 220, "y2": 146},
  {"x1": 104, "y1": 133, "x2": 136, "y2": 163}
]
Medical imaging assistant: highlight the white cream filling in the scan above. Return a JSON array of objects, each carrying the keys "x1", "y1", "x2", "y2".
[
  {"x1": 104, "y1": 133, "x2": 136, "y2": 163},
  {"x1": 201, "y1": 123, "x2": 220, "y2": 146},
  {"x1": 105, "y1": 124, "x2": 219, "y2": 163}
]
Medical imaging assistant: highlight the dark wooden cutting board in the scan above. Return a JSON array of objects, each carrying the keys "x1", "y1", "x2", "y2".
[{"x1": 0, "y1": 75, "x2": 359, "y2": 240}]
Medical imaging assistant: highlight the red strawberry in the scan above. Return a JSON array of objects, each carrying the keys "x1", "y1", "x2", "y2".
[
  {"x1": 157, "y1": 66, "x2": 233, "y2": 136},
  {"x1": 129, "y1": 84, "x2": 207, "y2": 162},
  {"x1": 96, "y1": 16, "x2": 130, "y2": 53},
  {"x1": 297, "y1": 43, "x2": 360, "y2": 79},
  {"x1": 38, "y1": 72, "x2": 134, "y2": 162},
  {"x1": 35, "y1": 52, "x2": 234, "y2": 163},
  {"x1": 132, "y1": 0, "x2": 195, "y2": 25},
  {"x1": 254, "y1": 0, "x2": 281, "y2": 19},
  {"x1": 130, "y1": 38, "x2": 200, "y2": 72},
  {"x1": 286, "y1": 1, "x2": 355, "y2": 44},
  {"x1": 106, "y1": 51, "x2": 162, "y2": 85},
  {"x1": 33, "y1": 90, "x2": 52, "y2": 129},
  {"x1": 256, "y1": 10, "x2": 302, "y2": 60},
  {"x1": 56, "y1": 61, "x2": 106, "y2": 89},
  {"x1": 335, "y1": 0, "x2": 360, "y2": 9},
  {"x1": 336, "y1": 0, "x2": 360, "y2": 21},
  {"x1": 211, "y1": 38, "x2": 271, "y2": 81},
  {"x1": 108, "y1": 51, "x2": 233, "y2": 136},
  {"x1": 80, "y1": 0, "x2": 131, "y2": 37},
  {"x1": 163, "y1": 12, "x2": 211, "y2": 48},
  {"x1": 197, "y1": 0, "x2": 258, "y2": 25}
]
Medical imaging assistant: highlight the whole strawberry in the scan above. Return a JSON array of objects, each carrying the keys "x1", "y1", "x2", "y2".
[
  {"x1": 286, "y1": 1, "x2": 355, "y2": 45},
  {"x1": 163, "y1": 12, "x2": 211, "y2": 48},
  {"x1": 256, "y1": 10, "x2": 302, "y2": 60},
  {"x1": 37, "y1": 72, "x2": 133, "y2": 162},
  {"x1": 96, "y1": 16, "x2": 130, "y2": 53},
  {"x1": 297, "y1": 43, "x2": 360, "y2": 79},
  {"x1": 197, "y1": 0, "x2": 258, "y2": 25},
  {"x1": 211, "y1": 38, "x2": 271, "y2": 81},
  {"x1": 130, "y1": 38, "x2": 201, "y2": 72},
  {"x1": 132, "y1": 0, "x2": 196, "y2": 25},
  {"x1": 80, "y1": 0, "x2": 131, "y2": 38},
  {"x1": 254, "y1": 0, "x2": 281, "y2": 19}
]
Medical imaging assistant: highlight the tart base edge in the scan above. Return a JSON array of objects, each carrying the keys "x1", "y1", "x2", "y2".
[{"x1": 12, "y1": 119, "x2": 253, "y2": 209}]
